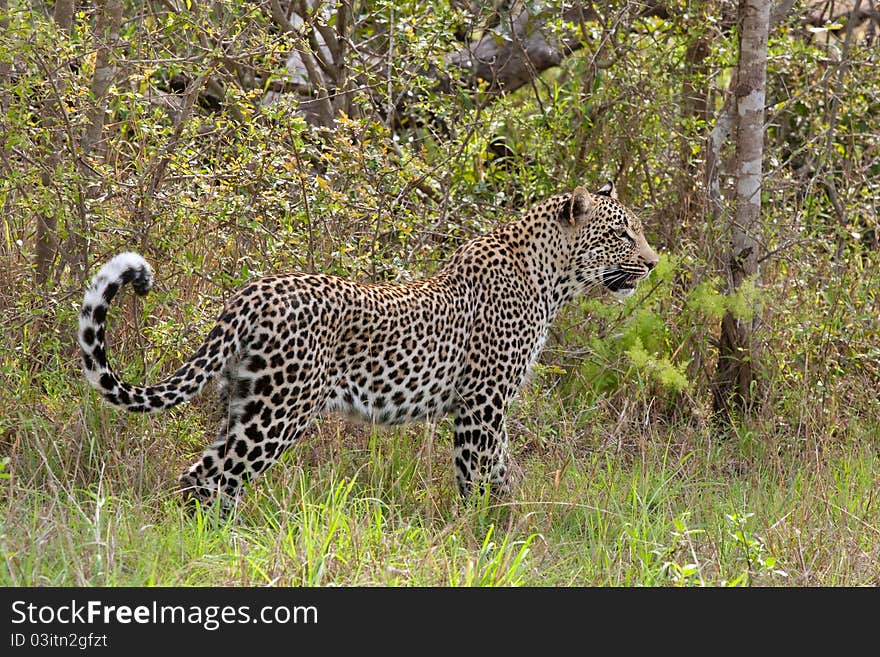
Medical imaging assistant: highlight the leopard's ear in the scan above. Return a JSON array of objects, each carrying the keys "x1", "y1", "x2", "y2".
[
  {"x1": 596, "y1": 181, "x2": 617, "y2": 199},
  {"x1": 565, "y1": 186, "x2": 593, "y2": 225}
]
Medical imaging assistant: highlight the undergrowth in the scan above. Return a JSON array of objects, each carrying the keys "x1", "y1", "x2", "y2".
[{"x1": 1, "y1": 0, "x2": 879, "y2": 587}]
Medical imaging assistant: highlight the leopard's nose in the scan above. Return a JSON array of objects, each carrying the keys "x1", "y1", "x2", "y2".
[{"x1": 641, "y1": 246, "x2": 659, "y2": 271}]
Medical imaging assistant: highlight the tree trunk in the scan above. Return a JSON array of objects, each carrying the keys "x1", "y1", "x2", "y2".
[
  {"x1": 34, "y1": 0, "x2": 76, "y2": 287},
  {"x1": 670, "y1": 22, "x2": 709, "y2": 249},
  {"x1": 0, "y1": 0, "x2": 9, "y2": 89},
  {"x1": 269, "y1": 2, "x2": 669, "y2": 127},
  {"x1": 82, "y1": 0, "x2": 122, "y2": 158},
  {"x1": 65, "y1": 0, "x2": 123, "y2": 283},
  {"x1": 442, "y1": 4, "x2": 598, "y2": 95},
  {"x1": 712, "y1": 0, "x2": 770, "y2": 418}
]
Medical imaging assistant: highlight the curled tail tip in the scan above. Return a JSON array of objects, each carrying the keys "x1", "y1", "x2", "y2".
[
  {"x1": 107, "y1": 252, "x2": 154, "y2": 296},
  {"x1": 80, "y1": 252, "x2": 154, "y2": 384},
  {"x1": 83, "y1": 252, "x2": 154, "y2": 305}
]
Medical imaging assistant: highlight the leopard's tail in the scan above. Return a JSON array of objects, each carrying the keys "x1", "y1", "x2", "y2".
[{"x1": 78, "y1": 252, "x2": 236, "y2": 413}]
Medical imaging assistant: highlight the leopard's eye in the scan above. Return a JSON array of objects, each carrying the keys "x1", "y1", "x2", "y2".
[{"x1": 616, "y1": 226, "x2": 633, "y2": 241}]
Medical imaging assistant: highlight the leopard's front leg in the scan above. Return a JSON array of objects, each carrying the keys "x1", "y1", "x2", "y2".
[{"x1": 452, "y1": 392, "x2": 512, "y2": 498}]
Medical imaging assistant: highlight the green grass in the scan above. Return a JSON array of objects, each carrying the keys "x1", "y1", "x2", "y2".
[
  {"x1": 3, "y1": 384, "x2": 878, "y2": 586},
  {"x1": 3, "y1": 0, "x2": 879, "y2": 589}
]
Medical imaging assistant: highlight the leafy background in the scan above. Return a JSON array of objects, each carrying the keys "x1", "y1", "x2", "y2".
[{"x1": 0, "y1": 0, "x2": 877, "y2": 585}]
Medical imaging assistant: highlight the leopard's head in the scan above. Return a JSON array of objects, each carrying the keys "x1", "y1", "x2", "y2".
[{"x1": 563, "y1": 182, "x2": 659, "y2": 298}]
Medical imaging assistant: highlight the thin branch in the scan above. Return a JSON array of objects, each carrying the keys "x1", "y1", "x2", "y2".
[{"x1": 133, "y1": 72, "x2": 211, "y2": 230}]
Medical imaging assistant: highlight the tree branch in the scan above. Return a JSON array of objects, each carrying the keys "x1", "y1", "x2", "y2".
[{"x1": 443, "y1": 4, "x2": 598, "y2": 95}]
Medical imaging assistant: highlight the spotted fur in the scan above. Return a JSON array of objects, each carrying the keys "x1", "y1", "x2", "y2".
[{"x1": 79, "y1": 184, "x2": 659, "y2": 507}]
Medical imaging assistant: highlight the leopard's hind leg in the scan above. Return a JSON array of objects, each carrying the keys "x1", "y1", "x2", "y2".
[{"x1": 179, "y1": 348, "x2": 329, "y2": 508}]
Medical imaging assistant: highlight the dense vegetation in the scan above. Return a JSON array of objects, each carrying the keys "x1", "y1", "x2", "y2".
[{"x1": 1, "y1": 0, "x2": 877, "y2": 586}]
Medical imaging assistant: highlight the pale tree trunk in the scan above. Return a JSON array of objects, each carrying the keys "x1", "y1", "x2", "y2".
[
  {"x1": 712, "y1": 0, "x2": 770, "y2": 418},
  {"x1": 705, "y1": 0, "x2": 793, "y2": 232}
]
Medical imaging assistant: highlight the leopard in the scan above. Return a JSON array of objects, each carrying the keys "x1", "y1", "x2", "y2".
[{"x1": 78, "y1": 182, "x2": 659, "y2": 508}]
